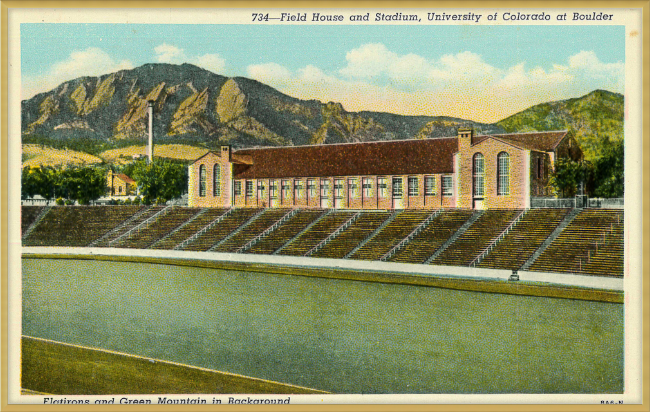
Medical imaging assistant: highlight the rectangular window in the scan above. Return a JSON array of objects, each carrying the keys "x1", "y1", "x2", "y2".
[
  {"x1": 442, "y1": 176, "x2": 453, "y2": 197},
  {"x1": 234, "y1": 180, "x2": 242, "y2": 196},
  {"x1": 270, "y1": 180, "x2": 278, "y2": 198},
  {"x1": 408, "y1": 176, "x2": 419, "y2": 196},
  {"x1": 348, "y1": 178, "x2": 358, "y2": 198},
  {"x1": 257, "y1": 181, "x2": 265, "y2": 196},
  {"x1": 392, "y1": 177, "x2": 403, "y2": 198},
  {"x1": 282, "y1": 180, "x2": 291, "y2": 200},
  {"x1": 320, "y1": 179, "x2": 331, "y2": 197},
  {"x1": 307, "y1": 179, "x2": 317, "y2": 197},
  {"x1": 425, "y1": 176, "x2": 436, "y2": 196},
  {"x1": 378, "y1": 177, "x2": 388, "y2": 198},
  {"x1": 294, "y1": 180, "x2": 304, "y2": 198},
  {"x1": 199, "y1": 165, "x2": 207, "y2": 197},
  {"x1": 245, "y1": 180, "x2": 254, "y2": 197},
  {"x1": 362, "y1": 178, "x2": 373, "y2": 198},
  {"x1": 334, "y1": 179, "x2": 344, "y2": 199}
]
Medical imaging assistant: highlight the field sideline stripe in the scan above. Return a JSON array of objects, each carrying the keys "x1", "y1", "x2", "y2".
[{"x1": 22, "y1": 335, "x2": 329, "y2": 394}]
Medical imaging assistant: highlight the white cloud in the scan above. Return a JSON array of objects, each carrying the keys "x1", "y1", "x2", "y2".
[
  {"x1": 194, "y1": 54, "x2": 226, "y2": 74},
  {"x1": 154, "y1": 43, "x2": 185, "y2": 63},
  {"x1": 247, "y1": 63, "x2": 292, "y2": 84},
  {"x1": 246, "y1": 45, "x2": 624, "y2": 123},
  {"x1": 22, "y1": 47, "x2": 133, "y2": 99},
  {"x1": 154, "y1": 43, "x2": 226, "y2": 74}
]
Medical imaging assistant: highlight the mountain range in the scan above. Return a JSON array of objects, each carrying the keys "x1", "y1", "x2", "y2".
[{"x1": 21, "y1": 63, "x2": 623, "y2": 163}]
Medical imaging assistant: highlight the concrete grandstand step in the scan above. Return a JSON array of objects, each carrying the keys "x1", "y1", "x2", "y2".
[
  {"x1": 89, "y1": 206, "x2": 152, "y2": 247},
  {"x1": 174, "y1": 208, "x2": 233, "y2": 250},
  {"x1": 208, "y1": 208, "x2": 268, "y2": 252},
  {"x1": 306, "y1": 211, "x2": 361, "y2": 257},
  {"x1": 519, "y1": 208, "x2": 582, "y2": 271},
  {"x1": 108, "y1": 205, "x2": 172, "y2": 247},
  {"x1": 381, "y1": 209, "x2": 441, "y2": 261},
  {"x1": 424, "y1": 210, "x2": 484, "y2": 264},
  {"x1": 469, "y1": 208, "x2": 527, "y2": 267},
  {"x1": 344, "y1": 209, "x2": 400, "y2": 259},
  {"x1": 237, "y1": 208, "x2": 299, "y2": 253},
  {"x1": 150, "y1": 208, "x2": 208, "y2": 249},
  {"x1": 273, "y1": 209, "x2": 332, "y2": 255},
  {"x1": 22, "y1": 206, "x2": 52, "y2": 241}
]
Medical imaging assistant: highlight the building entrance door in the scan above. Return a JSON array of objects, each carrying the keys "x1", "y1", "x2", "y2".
[
  {"x1": 320, "y1": 180, "x2": 332, "y2": 208},
  {"x1": 257, "y1": 182, "x2": 266, "y2": 207},
  {"x1": 473, "y1": 198, "x2": 485, "y2": 210},
  {"x1": 391, "y1": 177, "x2": 405, "y2": 209},
  {"x1": 334, "y1": 179, "x2": 344, "y2": 209}
]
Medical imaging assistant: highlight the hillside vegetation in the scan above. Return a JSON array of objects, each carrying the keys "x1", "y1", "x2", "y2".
[
  {"x1": 98, "y1": 144, "x2": 209, "y2": 165},
  {"x1": 22, "y1": 144, "x2": 103, "y2": 168},
  {"x1": 497, "y1": 90, "x2": 623, "y2": 161}
]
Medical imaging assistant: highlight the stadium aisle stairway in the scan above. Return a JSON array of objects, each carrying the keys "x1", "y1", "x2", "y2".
[
  {"x1": 246, "y1": 209, "x2": 325, "y2": 255},
  {"x1": 113, "y1": 207, "x2": 203, "y2": 249},
  {"x1": 430, "y1": 209, "x2": 521, "y2": 267},
  {"x1": 151, "y1": 208, "x2": 227, "y2": 250},
  {"x1": 212, "y1": 209, "x2": 292, "y2": 253},
  {"x1": 388, "y1": 210, "x2": 474, "y2": 264},
  {"x1": 311, "y1": 211, "x2": 391, "y2": 259},
  {"x1": 21, "y1": 206, "x2": 46, "y2": 236},
  {"x1": 93, "y1": 206, "x2": 165, "y2": 247},
  {"x1": 277, "y1": 211, "x2": 357, "y2": 257},
  {"x1": 349, "y1": 210, "x2": 432, "y2": 261},
  {"x1": 182, "y1": 208, "x2": 262, "y2": 252},
  {"x1": 477, "y1": 209, "x2": 570, "y2": 271}
]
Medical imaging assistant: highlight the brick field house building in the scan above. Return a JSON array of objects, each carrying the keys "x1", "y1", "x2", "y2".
[{"x1": 188, "y1": 128, "x2": 582, "y2": 210}]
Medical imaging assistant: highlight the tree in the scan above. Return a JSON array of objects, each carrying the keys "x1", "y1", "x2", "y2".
[
  {"x1": 58, "y1": 167, "x2": 108, "y2": 204},
  {"x1": 549, "y1": 158, "x2": 593, "y2": 198},
  {"x1": 21, "y1": 166, "x2": 57, "y2": 200},
  {"x1": 592, "y1": 139, "x2": 624, "y2": 198},
  {"x1": 131, "y1": 159, "x2": 187, "y2": 204}
]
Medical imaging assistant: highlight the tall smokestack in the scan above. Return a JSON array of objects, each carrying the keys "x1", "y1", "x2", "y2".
[{"x1": 147, "y1": 100, "x2": 154, "y2": 164}]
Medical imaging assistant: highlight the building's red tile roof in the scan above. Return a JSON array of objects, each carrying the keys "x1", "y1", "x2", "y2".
[
  {"x1": 488, "y1": 131, "x2": 569, "y2": 152},
  {"x1": 232, "y1": 138, "x2": 459, "y2": 179},
  {"x1": 115, "y1": 174, "x2": 136, "y2": 184}
]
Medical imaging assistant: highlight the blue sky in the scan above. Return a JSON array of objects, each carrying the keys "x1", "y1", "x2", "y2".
[{"x1": 21, "y1": 24, "x2": 625, "y2": 122}]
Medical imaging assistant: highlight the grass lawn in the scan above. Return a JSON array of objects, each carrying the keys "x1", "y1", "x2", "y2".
[{"x1": 21, "y1": 337, "x2": 326, "y2": 395}]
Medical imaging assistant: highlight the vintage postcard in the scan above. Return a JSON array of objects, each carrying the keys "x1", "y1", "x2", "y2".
[{"x1": 3, "y1": 2, "x2": 646, "y2": 408}]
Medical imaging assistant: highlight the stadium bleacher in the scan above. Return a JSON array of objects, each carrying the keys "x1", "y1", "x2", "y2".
[
  {"x1": 277, "y1": 211, "x2": 357, "y2": 257},
  {"x1": 23, "y1": 206, "x2": 145, "y2": 247},
  {"x1": 21, "y1": 205, "x2": 625, "y2": 278},
  {"x1": 246, "y1": 209, "x2": 325, "y2": 255},
  {"x1": 311, "y1": 211, "x2": 391, "y2": 259},
  {"x1": 22, "y1": 206, "x2": 47, "y2": 236},
  {"x1": 477, "y1": 209, "x2": 570, "y2": 271},
  {"x1": 151, "y1": 208, "x2": 227, "y2": 250},
  {"x1": 182, "y1": 208, "x2": 262, "y2": 252},
  {"x1": 112, "y1": 207, "x2": 203, "y2": 249},
  {"x1": 349, "y1": 210, "x2": 432, "y2": 261},
  {"x1": 388, "y1": 210, "x2": 474, "y2": 264},
  {"x1": 430, "y1": 209, "x2": 521, "y2": 267},
  {"x1": 528, "y1": 209, "x2": 624, "y2": 276},
  {"x1": 212, "y1": 208, "x2": 292, "y2": 253}
]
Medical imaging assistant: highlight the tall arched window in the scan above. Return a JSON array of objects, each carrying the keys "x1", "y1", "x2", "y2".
[
  {"x1": 497, "y1": 152, "x2": 510, "y2": 196},
  {"x1": 213, "y1": 164, "x2": 221, "y2": 196},
  {"x1": 473, "y1": 153, "x2": 485, "y2": 197},
  {"x1": 199, "y1": 164, "x2": 207, "y2": 197}
]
